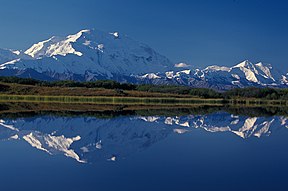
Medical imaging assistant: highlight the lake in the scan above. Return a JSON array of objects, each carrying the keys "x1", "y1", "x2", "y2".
[{"x1": 0, "y1": 104, "x2": 287, "y2": 191}]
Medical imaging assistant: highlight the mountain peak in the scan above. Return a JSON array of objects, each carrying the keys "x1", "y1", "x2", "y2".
[
  {"x1": 1, "y1": 29, "x2": 173, "y2": 78},
  {"x1": 233, "y1": 60, "x2": 253, "y2": 68},
  {"x1": 66, "y1": 29, "x2": 90, "y2": 42},
  {"x1": 0, "y1": 29, "x2": 287, "y2": 90},
  {"x1": 24, "y1": 29, "x2": 125, "y2": 59},
  {"x1": 255, "y1": 62, "x2": 272, "y2": 69},
  {"x1": 24, "y1": 29, "x2": 99, "y2": 58}
]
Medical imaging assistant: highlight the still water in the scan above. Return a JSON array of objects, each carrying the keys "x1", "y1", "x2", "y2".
[{"x1": 0, "y1": 106, "x2": 287, "y2": 191}]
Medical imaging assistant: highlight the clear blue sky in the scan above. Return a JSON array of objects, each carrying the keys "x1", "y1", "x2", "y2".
[{"x1": 0, "y1": 0, "x2": 287, "y2": 70}]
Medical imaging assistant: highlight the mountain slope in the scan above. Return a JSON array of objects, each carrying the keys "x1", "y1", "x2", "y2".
[
  {"x1": 139, "y1": 60, "x2": 288, "y2": 90},
  {"x1": 0, "y1": 29, "x2": 174, "y2": 81},
  {"x1": 0, "y1": 29, "x2": 287, "y2": 90},
  {"x1": 0, "y1": 49, "x2": 21, "y2": 64}
]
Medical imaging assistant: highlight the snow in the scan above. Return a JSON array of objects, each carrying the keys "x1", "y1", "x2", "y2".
[
  {"x1": 280, "y1": 117, "x2": 287, "y2": 126},
  {"x1": 255, "y1": 62, "x2": 275, "y2": 81},
  {"x1": 109, "y1": 156, "x2": 117, "y2": 161},
  {"x1": 165, "y1": 71, "x2": 174, "y2": 79},
  {"x1": 23, "y1": 133, "x2": 50, "y2": 153},
  {"x1": 231, "y1": 74, "x2": 240, "y2": 80},
  {"x1": 110, "y1": 32, "x2": 119, "y2": 38},
  {"x1": 254, "y1": 120, "x2": 274, "y2": 138},
  {"x1": 173, "y1": 129, "x2": 189, "y2": 134},
  {"x1": 239, "y1": 117, "x2": 257, "y2": 132},
  {"x1": 0, "y1": 59, "x2": 21, "y2": 69},
  {"x1": 0, "y1": 48, "x2": 22, "y2": 64},
  {"x1": 97, "y1": 44, "x2": 104, "y2": 52},
  {"x1": 234, "y1": 60, "x2": 250, "y2": 68},
  {"x1": 138, "y1": 58, "x2": 287, "y2": 90},
  {"x1": 2, "y1": 29, "x2": 174, "y2": 78},
  {"x1": 140, "y1": 73, "x2": 161, "y2": 79},
  {"x1": 139, "y1": 116, "x2": 159, "y2": 122},
  {"x1": 178, "y1": 69, "x2": 191, "y2": 75},
  {"x1": 9, "y1": 134, "x2": 19, "y2": 140},
  {"x1": 204, "y1": 126, "x2": 231, "y2": 133},
  {"x1": 0, "y1": 29, "x2": 287, "y2": 90},
  {"x1": 205, "y1": 65, "x2": 230, "y2": 72},
  {"x1": 165, "y1": 117, "x2": 173, "y2": 125},
  {"x1": 231, "y1": 119, "x2": 239, "y2": 125},
  {"x1": 175, "y1": 63, "x2": 190, "y2": 68},
  {"x1": 24, "y1": 36, "x2": 66, "y2": 58},
  {"x1": 0, "y1": 119, "x2": 19, "y2": 131},
  {"x1": 96, "y1": 140, "x2": 102, "y2": 149},
  {"x1": 175, "y1": 120, "x2": 190, "y2": 127},
  {"x1": 281, "y1": 75, "x2": 288, "y2": 85},
  {"x1": 23, "y1": 132, "x2": 85, "y2": 163},
  {"x1": 0, "y1": 112, "x2": 287, "y2": 163},
  {"x1": 12, "y1": 50, "x2": 21, "y2": 55},
  {"x1": 233, "y1": 60, "x2": 259, "y2": 83}
]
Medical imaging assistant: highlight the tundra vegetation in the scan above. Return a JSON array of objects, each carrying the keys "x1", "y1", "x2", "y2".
[{"x1": 0, "y1": 77, "x2": 287, "y2": 106}]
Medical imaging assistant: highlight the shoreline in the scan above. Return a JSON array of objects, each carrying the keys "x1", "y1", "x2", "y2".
[{"x1": 0, "y1": 94, "x2": 287, "y2": 106}]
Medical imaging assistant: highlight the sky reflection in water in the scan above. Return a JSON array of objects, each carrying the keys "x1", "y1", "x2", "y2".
[{"x1": 0, "y1": 106, "x2": 287, "y2": 191}]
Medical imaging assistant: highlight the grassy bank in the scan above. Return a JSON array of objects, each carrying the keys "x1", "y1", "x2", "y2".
[
  {"x1": 0, "y1": 94, "x2": 287, "y2": 107},
  {"x1": 0, "y1": 77, "x2": 287, "y2": 106},
  {"x1": 0, "y1": 94, "x2": 224, "y2": 105}
]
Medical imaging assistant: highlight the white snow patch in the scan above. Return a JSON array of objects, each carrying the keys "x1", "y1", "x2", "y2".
[
  {"x1": 205, "y1": 65, "x2": 230, "y2": 72},
  {"x1": 96, "y1": 140, "x2": 102, "y2": 149},
  {"x1": 140, "y1": 116, "x2": 159, "y2": 122},
  {"x1": 175, "y1": 63, "x2": 190, "y2": 68},
  {"x1": 9, "y1": 134, "x2": 19, "y2": 140},
  {"x1": 174, "y1": 129, "x2": 190, "y2": 134},
  {"x1": 165, "y1": 117, "x2": 173, "y2": 125},
  {"x1": 232, "y1": 74, "x2": 240, "y2": 80},
  {"x1": 140, "y1": 73, "x2": 161, "y2": 79},
  {"x1": 0, "y1": 120, "x2": 19, "y2": 131},
  {"x1": 165, "y1": 71, "x2": 174, "y2": 79},
  {"x1": 110, "y1": 32, "x2": 119, "y2": 38},
  {"x1": 23, "y1": 133, "x2": 85, "y2": 163}
]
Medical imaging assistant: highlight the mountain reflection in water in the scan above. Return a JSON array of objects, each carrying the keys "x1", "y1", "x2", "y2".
[{"x1": 0, "y1": 105, "x2": 287, "y2": 164}]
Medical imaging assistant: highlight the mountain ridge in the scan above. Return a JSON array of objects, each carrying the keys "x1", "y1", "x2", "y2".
[
  {"x1": 139, "y1": 60, "x2": 288, "y2": 90},
  {"x1": 0, "y1": 29, "x2": 287, "y2": 90}
]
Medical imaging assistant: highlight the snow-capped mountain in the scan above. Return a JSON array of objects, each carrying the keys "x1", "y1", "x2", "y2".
[
  {"x1": 0, "y1": 29, "x2": 173, "y2": 81},
  {"x1": 139, "y1": 60, "x2": 288, "y2": 90},
  {"x1": 0, "y1": 29, "x2": 287, "y2": 90}
]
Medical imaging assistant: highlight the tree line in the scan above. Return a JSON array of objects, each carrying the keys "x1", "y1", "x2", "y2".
[{"x1": 0, "y1": 76, "x2": 287, "y2": 100}]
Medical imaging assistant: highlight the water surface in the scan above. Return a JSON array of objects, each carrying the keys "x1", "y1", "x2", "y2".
[{"x1": 0, "y1": 105, "x2": 287, "y2": 191}]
